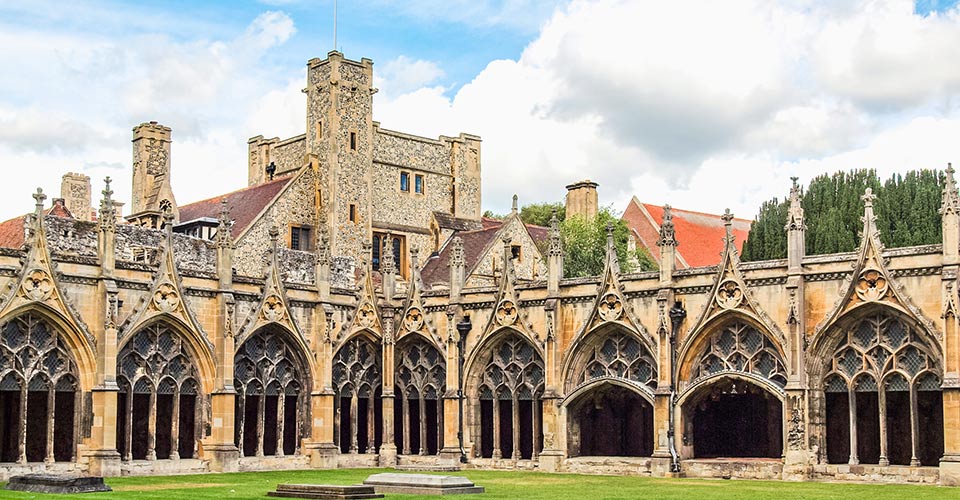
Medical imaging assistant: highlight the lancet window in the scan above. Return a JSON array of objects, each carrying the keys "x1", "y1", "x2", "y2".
[
  {"x1": 116, "y1": 323, "x2": 201, "y2": 461},
  {"x1": 0, "y1": 313, "x2": 79, "y2": 463},
  {"x1": 332, "y1": 336, "x2": 382, "y2": 454},
  {"x1": 694, "y1": 321, "x2": 787, "y2": 386},
  {"x1": 823, "y1": 312, "x2": 943, "y2": 466},
  {"x1": 575, "y1": 331, "x2": 656, "y2": 389},
  {"x1": 476, "y1": 333, "x2": 544, "y2": 460},
  {"x1": 234, "y1": 329, "x2": 305, "y2": 458},
  {"x1": 394, "y1": 336, "x2": 445, "y2": 456}
]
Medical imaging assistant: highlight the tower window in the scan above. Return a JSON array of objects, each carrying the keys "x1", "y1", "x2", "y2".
[
  {"x1": 349, "y1": 204, "x2": 357, "y2": 222},
  {"x1": 350, "y1": 132, "x2": 357, "y2": 150},
  {"x1": 372, "y1": 232, "x2": 406, "y2": 277},
  {"x1": 414, "y1": 174, "x2": 424, "y2": 194},
  {"x1": 289, "y1": 225, "x2": 312, "y2": 251},
  {"x1": 316, "y1": 120, "x2": 322, "y2": 141},
  {"x1": 511, "y1": 245, "x2": 522, "y2": 261},
  {"x1": 400, "y1": 172, "x2": 410, "y2": 192}
]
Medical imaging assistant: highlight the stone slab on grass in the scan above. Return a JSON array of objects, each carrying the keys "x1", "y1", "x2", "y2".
[
  {"x1": 363, "y1": 473, "x2": 485, "y2": 495},
  {"x1": 4, "y1": 473, "x2": 112, "y2": 494},
  {"x1": 267, "y1": 483, "x2": 384, "y2": 499}
]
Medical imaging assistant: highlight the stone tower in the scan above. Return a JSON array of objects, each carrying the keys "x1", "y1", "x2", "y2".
[
  {"x1": 60, "y1": 172, "x2": 92, "y2": 221},
  {"x1": 305, "y1": 51, "x2": 375, "y2": 261},
  {"x1": 128, "y1": 121, "x2": 179, "y2": 228},
  {"x1": 565, "y1": 179, "x2": 599, "y2": 219}
]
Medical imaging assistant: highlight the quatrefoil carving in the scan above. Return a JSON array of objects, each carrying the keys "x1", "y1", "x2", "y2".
[
  {"x1": 597, "y1": 292, "x2": 623, "y2": 321},
  {"x1": 403, "y1": 307, "x2": 424, "y2": 332},
  {"x1": 261, "y1": 294, "x2": 285, "y2": 322},
  {"x1": 21, "y1": 269, "x2": 53, "y2": 301},
  {"x1": 357, "y1": 302, "x2": 376, "y2": 329},
  {"x1": 496, "y1": 300, "x2": 518, "y2": 326},
  {"x1": 856, "y1": 268, "x2": 888, "y2": 302},
  {"x1": 152, "y1": 283, "x2": 180, "y2": 313},
  {"x1": 716, "y1": 280, "x2": 743, "y2": 310}
]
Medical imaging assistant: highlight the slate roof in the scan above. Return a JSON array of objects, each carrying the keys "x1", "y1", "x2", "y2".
[
  {"x1": 178, "y1": 176, "x2": 292, "y2": 238},
  {"x1": 433, "y1": 212, "x2": 483, "y2": 232},
  {"x1": 622, "y1": 197, "x2": 751, "y2": 268},
  {"x1": 420, "y1": 217, "x2": 550, "y2": 287}
]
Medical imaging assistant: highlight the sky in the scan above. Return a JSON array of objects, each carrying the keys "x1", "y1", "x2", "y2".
[{"x1": 1, "y1": 0, "x2": 960, "y2": 223}]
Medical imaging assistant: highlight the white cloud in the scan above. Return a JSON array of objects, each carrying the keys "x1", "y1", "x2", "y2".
[{"x1": 370, "y1": 0, "x2": 960, "y2": 218}]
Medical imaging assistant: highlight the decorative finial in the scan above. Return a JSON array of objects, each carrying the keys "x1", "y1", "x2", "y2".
[
  {"x1": 162, "y1": 204, "x2": 174, "y2": 234},
  {"x1": 511, "y1": 194, "x2": 518, "y2": 214},
  {"x1": 547, "y1": 210, "x2": 563, "y2": 257},
  {"x1": 99, "y1": 177, "x2": 117, "y2": 231},
  {"x1": 268, "y1": 224, "x2": 279, "y2": 242},
  {"x1": 217, "y1": 199, "x2": 233, "y2": 247},
  {"x1": 102, "y1": 177, "x2": 114, "y2": 202},
  {"x1": 943, "y1": 163, "x2": 959, "y2": 216},
  {"x1": 657, "y1": 204, "x2": 678, "y2": 248},
  {"x1": 33, "y1": 187, "x2": 46, "y2": 215},
  {"x1": 861, "y1": 187, "x2": 876, "y2": 208},
  {"x1": 449, "y1": 236, "x2": 465, "y2": 268},
  {"x1": 721, "y1": 208, "x2": 734, "y2": 225},
  {"x1": 786, "y1": 178, "x2": 806, "y2": 231},
  {"x1": 381, "y1": 233, "x2": 396, "y2": 275}
]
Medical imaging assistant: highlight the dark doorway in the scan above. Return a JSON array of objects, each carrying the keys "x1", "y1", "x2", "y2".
[
  {"x1": 571, "y1": 385, "x2": 653, "y2": 457},
  {"x1": 918, "y1": 389, "x2": 944, "y2": 466},
  {"x1": 886, "y1": 390, "x2": 910, "y2": 465},
  {"x1": 690, "y1": 381, "x2": 782, "y2": 458},
  {"x1": 855, "y1": 391, "x2": 880, "y2": 464},
  {"x1": 178, "y1": 394, "x2": 196, "y2": 459}
]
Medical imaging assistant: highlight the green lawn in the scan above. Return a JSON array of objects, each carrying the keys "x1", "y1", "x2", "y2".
[{"x1": 1, "y1": 468, "x2": 959, "y2": 500}]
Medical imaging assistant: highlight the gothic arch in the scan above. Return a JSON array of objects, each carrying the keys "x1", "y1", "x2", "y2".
[
  {"x1": 331, "y1": 333, "x2": 382, "y2": 454},
  {"x1": 118, "y1": 315, "x2": 217, "y2": 394},
  {"x1": 463, "y1": 326, "x2": 544, "y2": 389},
  {"x1": 236, "y1": 322, "x2": 316, "y2": 385},
  {"x1": 677, "y1": 313, "x2": 788, "y2": 386},
  {"x1": 466, "y1": 328, "x2": 545, "y2": 460},
  {"x1": 562, "y1": 377, "x2": 655, "y2": 408},
  {"x1": 234, "y1": 324, "x2": 311, "y2": 458},
  {"x1": 809, "y1": 304, "x2": 943, "y2": 383},
  {"x1": 561, "y1": 322, "x2": 658, "y2": 397},
  {"x1": 0, "y1": 310, "x2": 83, "y2": 463},
  {"x1": 394, "y1": 334, "x2": 446, "y2": 455},
  {"x1": 0, "y1": 303, "x2": 96, "y2": 391}
]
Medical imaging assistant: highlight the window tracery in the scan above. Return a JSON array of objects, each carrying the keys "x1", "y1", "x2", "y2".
[
  {"x1": 575, "y1": 331, "x2": 656, "y2": 389},
  {"x1": 694, "y1": 321, "x2": 786, "y2": 386}
]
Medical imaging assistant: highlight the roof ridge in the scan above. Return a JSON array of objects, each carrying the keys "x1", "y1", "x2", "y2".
[
  {"x1": 180, "y1": 176, "x2": 291, "y2": 209},
  {"x1": 641, "y1": 201, "x2": 752, "y2": 223}
]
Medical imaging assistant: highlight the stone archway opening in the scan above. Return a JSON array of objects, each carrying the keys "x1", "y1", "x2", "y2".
[
  {"x1": 684, "y1": 378, "x2": 782, "y2": 459},
  {"x1": 566, "y1": 383, "x2": 653, "y2": 457}
]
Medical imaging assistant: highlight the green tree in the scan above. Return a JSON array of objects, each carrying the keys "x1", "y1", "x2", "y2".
[
  {"x1": 519, "y1": 202, "x2": 565, "y2": 226},
  {"x1": 481, "y1": 210, "x2": 504, "y2": 220},
  {"x1": 561, "y1": 207, "x2": 657, "y2": 278},
  {"x1": 741, "y1": 168, "x2": 944, "y2": 261}
]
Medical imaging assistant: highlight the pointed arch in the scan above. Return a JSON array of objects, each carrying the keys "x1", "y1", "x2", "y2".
[
  {"x1": 393, "y1": 333, "x2": 446, "y2": 456},
  {"x1": 677, "y1": 312, "x2": 788, "y2": 387},
  {"x1": 561, "y1": 321, "x2": 658, "y2": 395},
  {"x1": 463, "y1": 326, "x2": 545, "y2": 386},
  {"x1": 118, "y1": 315, "x2": 217, "y2": 393},
  {"x1": 331, "y1": 333, "x2": 382, "y2": 454},
  {"x1": 0, "y1": 303, "x2": 95, "y2": 391}
]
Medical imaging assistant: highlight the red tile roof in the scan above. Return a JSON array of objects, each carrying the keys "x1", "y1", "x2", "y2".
[
  {"x1": 0, "y1": 200, "x2": 77, "y2": 249},
  {"x1": 178, "y1": 177, "x2": 292, "y2": 238},
  {"x1": 622, "y1": 197, "x2": 751, "y2": 268}
]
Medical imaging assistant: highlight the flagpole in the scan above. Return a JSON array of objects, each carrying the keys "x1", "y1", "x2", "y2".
[{"x1": 333, "y1": 0, "x2": 337, "y2": 51}]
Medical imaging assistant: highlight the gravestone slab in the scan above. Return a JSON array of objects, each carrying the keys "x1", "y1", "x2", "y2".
[
  {"x1": 267, "y1": 483, "x2": 384, "y2": 499},
  {"x1": 363, "y1": 473, "x2": 485, "y2": 495},
  {"x1": 4, "y1": 474, "x2": 112, "y2": 494}
]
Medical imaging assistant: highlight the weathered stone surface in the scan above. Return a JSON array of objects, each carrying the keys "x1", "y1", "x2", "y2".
[
  {"x1": 267, "y1": 483, "x2": 383, "y2": 499},
  {"x1": 5, "y1": 474, "x2": 111, "y2": 494},
  {"x1": 363, "y1": 473, "x2": 484, "y2": 495}
]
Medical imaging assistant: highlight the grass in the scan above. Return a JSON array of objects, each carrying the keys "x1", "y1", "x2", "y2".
[{"x1": 1, "y1": 468, "x2": 960, "y2": 500}]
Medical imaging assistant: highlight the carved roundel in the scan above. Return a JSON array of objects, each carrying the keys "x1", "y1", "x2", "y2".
[
  {"x1": 357, "y1": 302, "x2": 377, "y2": 329},
  {"x1": 261, "y1": 294, "x2": 286, "y2": 322},
  {"x1": 21, "y1": 269, "x2": 53, "y2": 301},
  {"x1": 403, "y1": 307, "x2": 424, "y2": 332},
  {"x1": 855, "y1": 268, "x2": 888, "y2": 303},
  {"x1": 495, "y1": 300, "x2": 518, "y2": 327},
  {"x1": 715, "y1": 279, "x2": 743, "y2": 310},
  {"x1": 597, "y1": 292, "x2": 623, "y2": 322},
  {"x1": 152, "y1": 282, "x2": 180, "y2": 313}
]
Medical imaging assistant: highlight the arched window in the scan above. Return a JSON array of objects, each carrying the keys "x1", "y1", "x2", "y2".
[
  {"x1": 0, "y1": 313, "x2": 80, "y2": 463},
  {"x1": 694, "y1": 321, "x2": 786, "y2": 386},
  {"x1": 476, "y1": 333, "x2": 544, "y2": 460},
  {"x1": 822, "y1": 312, "x2": 942, "y2": 466},
  {"x1": 395, "y1": 336, "x2": 445, "y2": 456},
  {"x1": 116, "y1": 323, "x2": 202, "y2": 461},
  {"x1": 234, "y1": 328, "x2": 307, "y2": 458},
  {"x1": 576, "y1": 331, "x2": 656, "y2": 389},
  {"x1": 332, "y1": 336, "x2": 382, "y2": 454}
]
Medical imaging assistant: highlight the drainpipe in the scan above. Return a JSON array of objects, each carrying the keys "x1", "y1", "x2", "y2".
[{"x1": 668, "y1": 300, "x2": 686, "y2": 474}]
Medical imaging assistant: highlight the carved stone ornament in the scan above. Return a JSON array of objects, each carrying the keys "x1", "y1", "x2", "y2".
[
  {"x1": 403, "y1": 307, "x2": 424, "y2": 332},
  {"x1": 715, "y1": 279, "x2": 743, "y2": 309},
  {"x1": 261, "y1": 294, "x2": 285, "y2": 322},
  {"x1": 357, "y1": 302, "x2": 377, "y2": 329},
  {"x1": 788, "y1": 395, "x2": 805, "y2": 450},
  {"x1": 495, "y1": 300, "x2": 518, "y2": 327},
  {"x1": 152, "y1": 282, "x2": 180, "y2": 313},
  {"x1": 20, "y1": 269, "x2": 53, "y2": 301},
  {"x1": 855, "y1": 268, "x2": 888, "y2": 302},
  {"x1": 597, "y1": 292, "x2": 623, "y2": 322}
]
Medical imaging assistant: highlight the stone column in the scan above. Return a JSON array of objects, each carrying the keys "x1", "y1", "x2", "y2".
[
  {"x1": 419, "y1": 395, "x2": 428, "y2": 455},
  {"x1": 511, "y1": 397, "x2": 520, "y2": 460},
  {"x1": 305, "y1": 306, "x2": 338, "y2": 468},
  {"x1": 492, "y1": 398, "x2": 501, "y2": 459},
  {"x1": 17, "y1": 385, "x2": 26, "y2": 464},
  {"x1": 439, "y1": 308, "x2": 462, "y2": 462},
  {"x1": 349, "y1": 393, "x2": 359, "y2": 453},
  {"x1": 848, "y1": 389, "x2": 858, "y2": 465},
  {"x1": 878, "y1": 387, "x2": 889, "y2": 466},
  {"x1": 170, "y1": 387, "x2": 181, "y2": 460},
  {"x1": 939, "y1": 164, "x2": 960, "y2": 484},
  {"x1": 538, "y1": 301, "x2": 564, "y2": 471},
  {"x1": 379, "y1": 307, "x2": 397, "y2": 465},
  {"x1": 256, "y1": 394, "x2": 265, "y2": 457},
  {"x1": 237, "y1": 394, "x2": 245, "y2": 458},
  {"x1": 402, "y1": 397, "x2": 411, "y2": 455},
  {"x1": 276, "y1": 392, "x2": 285, "y2": 457},
  {"x1": 147, "y1": 390, "x2": 157, "y2": 460},
  {"x1": 45, "y1": 386, "x2": 55, "y2": 464}
]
